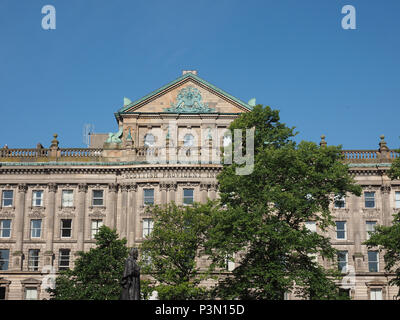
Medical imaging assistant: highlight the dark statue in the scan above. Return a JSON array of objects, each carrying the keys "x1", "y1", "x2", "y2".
[{"x1": 120, "y1": 248, "x2": 140, "y2": 300}]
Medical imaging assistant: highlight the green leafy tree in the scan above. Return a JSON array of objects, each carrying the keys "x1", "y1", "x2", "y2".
[
  {"x1": 364, "y1": 155, "x2": 400, "y2": 298},
  {"x1": 47, "y1": 226, "x2": 129, "y2": 300},
  {"x1": 140, "y1": 201, "x2": 216, "y2": 300},
  {"x1": 207, "y1": 105, "x2": 361, "y2": 299}
]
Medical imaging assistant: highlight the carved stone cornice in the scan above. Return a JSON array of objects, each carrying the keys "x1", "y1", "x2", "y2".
[
  {"x1": 0, "y1": 212, "x2": 15, "y2": 218},
  {"x1": 130, "y1": 183, "x2": 138, "y2": 192},
  {"x1": 78, "y1": 183, "x2": 88, "y2": 193},
  {"x1": 108, "y1": 183, "x2": 118, "y2": 193},
  {"x1": 120, "y1": 184, "x2": 130, "y2": 192},
  {"x1": 18, "y1": 184, "x2": 28, "y2": 193},
  {"x1": 167, "y1": 183, "x2": 177, "y2": 191},
  {"x1": 48, "y1": 183, "x2": 58, "y2": 193}
]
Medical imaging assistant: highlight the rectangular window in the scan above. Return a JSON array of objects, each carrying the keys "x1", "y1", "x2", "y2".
[
  {"x1": 365, "y1": 191, "x2": 375, "y2": 208},
  {"x1": 366, "y1": 221, "x2": 377, "y2": 240},
  {"x1": 395, "y1": 192, "x2": 400, "y2": 209},
  {"x1": 28, "y1": 249, "x2": 40, "y2": 271},
  {"x1": 59, "y1": 249, "x2": 70, "y2": 271},
  {"x1": 183, "y1": 188, "x2": 194, "y2": 205},
  {"x1": 30, "y1": 219, "x2": 42, "y2": 238},
  {"x1": 25, "y1": 288, "x2": 38, "y2": 300},
  {"x1": 0, "y1": 287, "x2": 5, "y2": 300},
  {"x1": 370, "y1": 288, "x2": 383, "y2": 300},
  {"x1": 92, "y1": 190, "x2": 104, "y2": 206},
  {"x1": 334, "y1": 195, "x2": 346, "y2": 208},
  {"x1": 0, "y1": 220, "x2": 11, "y2": 238},
  {"x1": 32, "y1": 190, "x2": 43, "y2": 207},
  {"x1": 305, "y1": 221, "x2": 316, "y2": 233},
  {"x1": 336, "y1": 221, "x2": 347, "y2": 240},
  {"x1": 91, "y1": 220, "x2": 103, "y2": 239},
  {"x1": 368, "y1": 251, "x2": 379, "y2": 272},
  {"x1": 2, "y1": 190, "x2": 13, "y2": 207},
  {"x1": 0, "y1": 249, "x2": 10, "y2": 271},
  {"x1": 143, "y1": 189, "x2": 154, "y2": 206},
  {"x1": 142, "y1": 218, "x2": 154, "y2": 238},
  {"x1": 61, "y1": 219, "x2": 72, "y2": 238},
  {"x1": 62, "y1": 190, "x2": 74, "y2": 208},
  {"x1": 337, "y1": 250, "x2": 348, "y2": 273}
]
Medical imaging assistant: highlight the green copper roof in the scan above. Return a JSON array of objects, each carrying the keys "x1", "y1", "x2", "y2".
[{"x1": 117, "y1": 72, "x2": 253, "y2": 114}]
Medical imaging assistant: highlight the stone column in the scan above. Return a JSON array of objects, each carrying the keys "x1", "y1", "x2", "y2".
[
  {"x1": 160, "y1": 183, "x2": 168, "y2": 205},
  {"x1": 77, "y1": 184, "x2": 87, "y2": 252},
  {"x1": 200, "y1": 183, "x2": 208, "y2": 203},
  {"x1": 167, "y1": 183, "x2": 177, "y2": 204},
  {"x1": 381, "y1": 184, "x2": 391, "y2": 227},
  {"x1": 120, "y1": 184, "x2": 129, "y2": 239},
  {"x1": 107, "y1": 184, "x2": 118, "y2": 229},
  {"x1": 45, "y1": 183, "x2": 57, "y2": 266},
  {"x1": 128, "y1": 183, "x2": 137, "y2": 247},
  {"x1": 209, "y1": 183, "x2": 218, "y2": 200},
  {"x1": 14, "y1": 184, "x2": 27, "y2": 270}
]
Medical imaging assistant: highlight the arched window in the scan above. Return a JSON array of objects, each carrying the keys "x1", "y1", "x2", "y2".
[
  {"x1": 144, "y1": 133, "x2": 155, "y2": 147},
  {"x1": 183, "y1": 134, "x2": 194, "y2": 147}
]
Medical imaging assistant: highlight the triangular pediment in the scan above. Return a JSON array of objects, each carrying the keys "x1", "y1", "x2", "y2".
[{"x1": 117, "y1": 73, "x2": 253, "y2": 115}]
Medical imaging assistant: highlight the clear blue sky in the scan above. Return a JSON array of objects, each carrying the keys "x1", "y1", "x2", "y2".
[{"x1": 1, "y1": 0, "x2": 399, "y2": 150}]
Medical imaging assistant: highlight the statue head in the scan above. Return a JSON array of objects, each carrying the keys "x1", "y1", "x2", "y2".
[{"x1": 130, "y1": 248, "x2": 139, "y2": 259}]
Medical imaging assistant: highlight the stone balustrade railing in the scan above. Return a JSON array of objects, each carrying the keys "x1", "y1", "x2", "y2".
[{"x1": 0, "y1": 145, "x2": 399, "y2": 164}]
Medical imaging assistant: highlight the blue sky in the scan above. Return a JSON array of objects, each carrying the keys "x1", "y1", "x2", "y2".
[{"x1": 0, "y1": 0, "x2": 399, "y2": 150}]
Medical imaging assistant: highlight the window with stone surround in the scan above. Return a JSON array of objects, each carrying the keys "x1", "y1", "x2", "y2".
[
  {"x1": 91, "y1": 219, "x2": 103, "y2": 239},
  {"x1": 368, "y1": 251, "x2": 379, "y2": 272},
  {"x1": 364, "y1": 191, "x2": 375, "y2": 208},
  {"x1": 144, "y1": 133, "x2": 155, "y2": 147},
  {"x1": 32, "y1": 190, "x2": 43, "y2": 207},
  {"x1": 370, "y1": 288, "x2": 383, "y2": 300},
  {"x1": 30, "y1": 219, "x2": 42, "y2": 238},
  {"x1": 25, "y1": 287, "x2": 38, "y2": 300},
  {"x1": 60, "y1": 219, "x2": 72, "y2": 238},
  {"x1": 59, "y1": 249, "x2": 70, "y2": 270},
  {"x1": 92, "y1": 190, "x2": 104, "y2": 206},
  {"x1": 183, "y1": 188, "x2": 194, "y2": 205},
  {"x1": 28, "y1": 249, "x2": 40, "y2": 271},
  {"x1": 366, "y1": 221, "x2": 377, "y2": 240},
  {"x1": 0, "y1": 249, "x2": 10, "y2": 271},
  {"x1": 335, "y1": 221, "x2": 347, "y2": 240},
  {"x1": 0, "y1": 220, "x2": 11, "y2": 238},
  {"x1": 334, "y1": 194, "x2": 346, "y2": 208},
  {"x1": 337, "y1": 250, "x2": 348, "y2": 273},
  {"x1": 395, "y1": 191, "x2": 400, "y2": 209},
  {"x1": 1, "y1": 190, "x2": 13, "y2": 207},
  {"x1": 62, "y1": 190, "x2": 74, "y2": 208},
  {"x1": 143, "y1": 189, "x2": 154, "y2": 206},
  {"x1": 142, "y1": 218, "x2": 153, "y2": 238}
]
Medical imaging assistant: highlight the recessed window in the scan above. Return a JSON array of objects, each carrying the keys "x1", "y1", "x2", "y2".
[
  {"x1": 364, "y1": 192, "x2": 375, "y2": 208},
  {"x1": 91, "y1": 220, "x2": 103, "y2": 239},
  {"x1": 2, "y1": 190, "x2": 13, "y2": 207},
  {"x1": 59, "y1": 249, "x2": 70, "y2": 271},
  {"x1": 144, "y1": 189, "x2": 154, "y2": 206},
  {"x1": 183, "y1": 134, "x2": 194, "y2": 147},
  {"x1": 30, "y1": 219, "x2": 42, "y2": 238},
  {"x1": 32, "y1": 191, "x2": 43, "y2": 207},
  {"x1": 61, "y1": 219, "x2": 72, "y2": 238},
  {"x1": 395, "y1": 192, "x2": 400, "y2": 209},
  {"x1": 92, "y1": 190, "x2": 104, "y2": 206},
  {"x1": 62, "y1": 190, "x2": 74, "y2": 208},
  {"x1": 28, "y1": 249, "x2": 40, "y2": 271},
  {"x1": 334, "y1": 194, "x2": 346, "y2": 208},
  {"x1": 337, "y1": 250, "x2": 348, "y2": 273},
  {"x1": 368, "y1": 251, "x2": 379, "y2": 272},
  {"x1": 25, "y1": 288, "x2": 38, "y2": 300},
  {"x1": 0, "y1": 249, "x2": 10, "y2": 271},
  {"x1": 0, "y1": 220, "x2": 11, "y2": 238},
  {"x1": 142, "y1": 218, "x2": 154, "y2": 238},
  {"x1": 144, "y1": 133, "x2": 155, "y2": 147},
  {"x1": 366, "y1": 221, "x2": 377, "y2": 240},
  {"x1": 183, "y1": 188, "x2": 194, "y2": 205},
  {"x1": 370, "y1": 288, "x2": 383, "y2": 300},
  {"x1": 336, "y1": 221, "x2": 347, "y2": 240}
]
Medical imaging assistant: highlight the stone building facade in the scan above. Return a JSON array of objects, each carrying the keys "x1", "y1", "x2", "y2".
[{"x1": 0, "y1": 71, "x2": 399, "y2": 300}]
